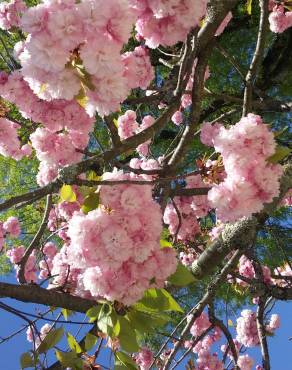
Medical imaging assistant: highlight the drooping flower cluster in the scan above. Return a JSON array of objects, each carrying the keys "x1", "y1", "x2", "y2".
[
  {"x1": 0, "y1": 0, "x2": 26, "y2": 30},
  {"x1": 205, "y1": 114, "x2": 282, "y2": 222},
  {"x1": 236, "y1": 309, "x2": 280, "y2": 347},
  {"x1": 163, "y1": 175, "x2": 209, "y2": 241},
  {"x1": 0, "y1": 71, "x2": 94, "y2": 185},
  {"x1": 3, "y1": 0, "x2": 155, "y2": 118},
  {"x1": 129, "y1": 0, "x2": 207, "y2": 48},
  {"x1": 49, "y1": 169, "x2": 177, "y2": 305},
  {"x1": 269, "y1": 4, "x2": 292, "y2": 33}
]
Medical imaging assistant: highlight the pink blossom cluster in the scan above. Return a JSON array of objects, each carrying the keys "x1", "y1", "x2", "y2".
[
  {"x1": 269, "y1": 5, "x2": 292, "y2": 33},
  {"x1": 30, "y1": 127, "x2": 83, "y2": 186},
  {"x1": 0, "y1": 71, "x2": 95, "y2": 185},
  {"x1": 163, "y1": 175, "x2": 209, "y2": 241},
  {"x1": 196, "y1": 351, "x2": 224, "y2": 370},
  {"x1": 0, "y1": 117, "x2": 31, "y2": 161},
  {"x1": 236, "y1": 309, "x2": 280, "y2": 348},
  {"x1": 135, "y1": 347, "x2": 154, "y2": 370},
  {"x1": 49, "y1": 169, "x2": 177, "y2": 305},
  {"x1": 48, "y1": 244, "x2": 83, "y2": 295},
  {"x1": 122, "y1": 46, "x2": 155, "y2": 90},
  {"x1": 117, "y1": 110, "x2": 156, "y2": 157},
  {"x1": 8, "y1": 0, "x2": 155, "y2": 117},
  {"x1": 129, "y1": 0, "x2": 207, "y2": 48},
  {"x1": 0, "y1": 216, "x2": 21, "y2": 250},
  {"x1": 236, "y1": 255, "x2": 272, "y2": 287},
  {"x1": 179, "y1": 249, "x2": 196, "y2": 267},
  {"x1": 38, "y1": 242, "x2": 58, "y2": 280},
  {"x1": 3, "y1": 216, "x2": 21, "y2": 238},
  {"x1": 236, "y1": 310, "x2": 260, "y2": 347},
  {"x1": 205, "y1": 114, "x2": 282, "y2": 222},
  {"x1": 6, "y1": 246, "x2": 37, "y2": 283},
  {"x1": 0, "y1": 0, "x2": 26, "y2": 30},
  {"x1": 189, "y1": 312, "x2": 211, "y2": 337},
  {"x1": 237, "y1": 354, "x2": 254, "y2": 370},
  {"x1": 171, "y1": 111, "x2": 184, "y2": 126}
]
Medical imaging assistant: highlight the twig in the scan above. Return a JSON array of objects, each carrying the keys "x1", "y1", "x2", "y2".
[
  {"x1": 242, "y1": 0, "x2": 269, "y2": 116},
  {"x1": 18, "y1": 195, "x2": 52, "y2": 284}
]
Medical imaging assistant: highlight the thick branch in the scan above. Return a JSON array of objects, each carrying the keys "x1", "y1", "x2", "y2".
[{"x1": 0, "y1": 282, "x2": 96, "y2": 313}]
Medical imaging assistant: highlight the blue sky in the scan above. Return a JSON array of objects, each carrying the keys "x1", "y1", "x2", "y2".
[{"x1": 0, "y1": 273, "x2": 291, "y2": 370}]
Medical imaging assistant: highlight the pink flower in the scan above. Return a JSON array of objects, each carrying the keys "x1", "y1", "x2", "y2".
[
  {"x1": 3, "y1": 217, "x2": 21, "y2": 237},
  {"x1": 171, "y1": 111, "x2": 183, "y2": 126}
]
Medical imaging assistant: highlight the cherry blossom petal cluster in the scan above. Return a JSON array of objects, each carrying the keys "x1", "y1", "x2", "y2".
[
  {"x1": 117, "y1": 110, "x2": 156, "y2": 157},
  {"x1": 0, "y1": 0, "x2": 26, "y2": 30},
  {"x1": 235, "y1": 255, "x2": 272, "y2": 287},
  {"x1": 30, "y1": 127, "x2": 83, "y2": 186},
  {"x1": 3, "y1": 216, "x2": 21, "y2": 238},
  {"x1": 130, "y1": 0, "x2": 207, "y2": 48},
  {"x1": 135, "y1": 347, "x2": 154, "y2": 370},
  {"x1": 122, "y1": 46, "x2": 155, "y2": 90},
  {"x1": 49, "y1": 169, "x2": 177, "y2": 305},
  {"x1": 13, "y1": 0, "x2": 140, "y2": 117},
  {"x1": 6, "y1": 246, "x2": 37, "y2": 283},
  {"x1": 207, "y1": 114, "x2": 283, "y2": 222},
  {"x1": 0, "y1": 117, "x2": 30, "y2": 161},
  {"x1": 269, "y1": 5, "x2": 292, "y2": 33},
  {"x1": 236, "y1": 309, "x2": 280, "y2": 348},
  {"x1": 163, "y1": 175, "x2": 209, "y2": 241}
]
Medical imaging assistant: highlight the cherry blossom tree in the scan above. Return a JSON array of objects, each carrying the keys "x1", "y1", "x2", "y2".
[{"x1": 0, "y1": 0, "x2": 291, "y2": 369}]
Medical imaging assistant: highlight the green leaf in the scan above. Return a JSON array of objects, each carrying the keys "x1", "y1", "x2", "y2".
[
  {"x1": 268, "y1": 146, "x2": 291, "y2": 164},
  {"x1": 127, "y1": 310, "x2": 154, "y2": 335},
  {"x1": 37, "y1": 327, "x2": 64, "y2": 354},
  {"x1": 160, "y1": 239, "x2": 172, "y2": 248},
  {"x1": 81, "y1": 193, "x2": 100, "y2": 214},
  {"x1": 86, "y1": 305, "x2": 102, "y2": 323},
  {"x1": 55, "y1": 350, "x2": 83, "y2": 369},
  {"x1": 84, "y1": 333, "x2": 98, "y2": 351},
  {"x1": 167, "y1": 263, "x2": 196, "y2": 286},
  {"x1": 67, "y1": 333, "x2": 82, "y2": 354},
  {"x1": 118, "y1": 317, "x2": 140, "y2": 353},
  {"x1": 136, "y1": 288, "x2": 183, "y2": 313},
  {"x1": 115, "y1": 351, "x2": 138, "y2": 369},
  {"x1": 20, "y1": 352, "x2": 34, "y2": 369},
  {"x1": 60, "y1": 185, "x2": 77, "y2": 202},
  {"x1": 61, "y1": 309, "x2": 73, "y2": 321},
  {"x1": 160, "y1": 289, "x2": 184, "y2": 312},
  {"x1": 247, "y1": 0, "x2": 252, "y2": 14}
]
